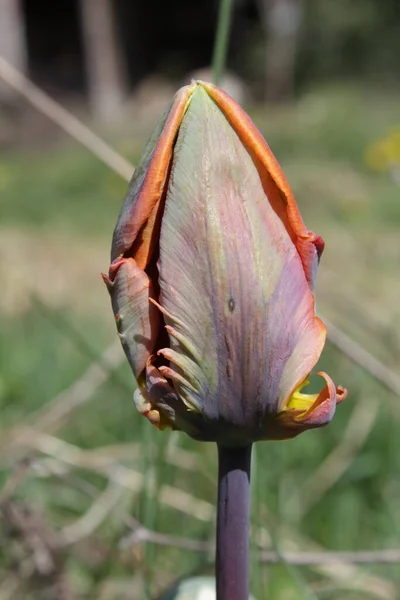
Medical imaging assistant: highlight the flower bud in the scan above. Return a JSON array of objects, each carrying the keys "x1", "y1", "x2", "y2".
[{"x1": 103, "y1": 81, "x2": 347, "y2": 446}]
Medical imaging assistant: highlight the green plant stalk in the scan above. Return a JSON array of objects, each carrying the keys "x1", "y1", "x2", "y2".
[
  {"x1": 211, "y1": 0, "x2": 235, "y2": 86},
  {"x1": 216, "y1": 444, "x2": 252, "y2": 600}
]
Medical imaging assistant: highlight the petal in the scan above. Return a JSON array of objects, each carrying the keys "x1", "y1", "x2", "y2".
[
  {"x1": 200, "y1": 81, "x2": 324, "y2": 289},
  {"x1": 103, "y1": 257, "x2": 160, "y2": 378},
  {"x1": 111, "y1": 82, "x2": 197, "y2": 267},
  {"x1": 157, "y1": 85, "x2": 323, "y2": 433},
  {"x1": 133, "y1": 361, "x2": 177, "y2": 430},
  {"x1": 275, "y1": 307, "x2": 327, "y2": 413},
  {"x1": 272, "y1": 372, "x2": 348, "y2": 439},
  {"x1": 139, "y1": 358, "x2": 207, "y2": 438},
  {"x1": 134, "y1": 386, "x2": 168, "y2": 429}
]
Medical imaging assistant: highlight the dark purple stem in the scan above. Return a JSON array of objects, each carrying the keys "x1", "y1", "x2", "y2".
[{"x1": 216, "y1": 443, "x2": 252, "y2": 600}]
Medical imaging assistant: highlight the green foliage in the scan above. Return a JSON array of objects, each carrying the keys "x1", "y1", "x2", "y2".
[
  {"x1": 298, "y1": 0, "x2": 400, "y2": 85},
  {"x1": 235, "y1": 0, "x2": 400, "y2": 93}
]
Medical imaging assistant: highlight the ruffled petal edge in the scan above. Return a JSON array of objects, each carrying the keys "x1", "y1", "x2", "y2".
[
  {"x1": 200, "y1": 80, "x2": 324, "y2": 289},
  {"x1": 271, "y1": 371, "x2": 348, "y2": 439},
  {"x1": 111, "y1": 82, "x2": 197, "y2": 267}
]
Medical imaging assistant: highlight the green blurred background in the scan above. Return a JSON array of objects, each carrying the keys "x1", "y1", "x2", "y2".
[{"x1": 0, "y1": 0, "x2": 399, "y2": 598}]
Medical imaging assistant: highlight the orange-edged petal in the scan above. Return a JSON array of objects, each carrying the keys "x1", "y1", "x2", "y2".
[
  {"x1": 102, "y1": 257, "x2": 160, "y2": 378},
  {"x1": 272, "y1": 372, "x2": 348, "y2": 439},
  {"x1": 155, "y1": 85, "x2": 325, "y2": 444},
  {"x1": 200, "y1": 81, "x2": 324, "y2": 289},
  {"x1": 111, "y1": 82, "x2": 197, "y2": 267}
]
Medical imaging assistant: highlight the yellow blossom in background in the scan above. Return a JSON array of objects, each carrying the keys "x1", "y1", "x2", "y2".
[{"x1": 365, "y1": 127, "x2": 400, "y2": 173}]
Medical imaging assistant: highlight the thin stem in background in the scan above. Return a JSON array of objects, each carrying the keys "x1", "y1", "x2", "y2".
[
  {"x1": 211, "y1": 0, "x2": 235, "y2": 85},
  {"x1": 216, "y1": 444, "x2": 252, "y2": 600}
]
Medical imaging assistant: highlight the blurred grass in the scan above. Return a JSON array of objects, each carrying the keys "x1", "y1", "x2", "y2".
[{"x1": 1, "y1": 83, "x2": 399, "y2": 599}]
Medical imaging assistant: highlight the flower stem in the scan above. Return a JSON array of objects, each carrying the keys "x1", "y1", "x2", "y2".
[
  {"x1": 216, "y1": 443, "x2": 252, "y2": 600},
  {"x1": 211, "y1": 0, "x2": 235, "y2": 86}
]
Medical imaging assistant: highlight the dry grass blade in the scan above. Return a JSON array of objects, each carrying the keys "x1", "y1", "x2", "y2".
[
  {"x1": 0, "y1": 459, "x2": 32, "y2": 502},
  {"x1": 325, "y1": 316, "x2": 400, "y2": 397},
  {"x1": 58, "y1": 477, "x2": 126, "y2": 546},
  {"x1": 287, "y1": 395, "x2": 379, "y2": 518},
  {"x1": 160, "y1": 485, "x2": 214, "y2": 522},
  {"x1": 2, "y1": 432, "x2": 397, "y2": 599},
  {"x1": 256, "y1": 525, "x2": 396, "y2": 600},
  {"x1": 0, "y1": 340, "x2": 124, "y2": 460},
  {"x1": 120, "y1": 527, "x2": 211, "y2": 553},
  {"x1": 0, "y1": 498, "x2": 77, "y2": 600},
  {"x1": 30, "y1": 340, "x2": 124, "y2": 432},
  {"x1": 120, "y1": 525, "x2": 400, "y2": 564},
  {"x1": 259, "y1": 548, "x2": 400, "y2": 565},
  {"x1": 0, "y1": 56, "x2": 134, "y2": 181},
  {"x1": 11, "y1": 431, "x2": 214, "y2": 521}
]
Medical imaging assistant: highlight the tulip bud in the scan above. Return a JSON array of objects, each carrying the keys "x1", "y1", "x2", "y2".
[{"x1": 103, "y1": 81, "x2": 347, "y2": 446}]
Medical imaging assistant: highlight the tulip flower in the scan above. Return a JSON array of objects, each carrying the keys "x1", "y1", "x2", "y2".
[
  {"x1": 103, "y1": 80, "x2": 346, "y2": 446},
  {"x1": 103, "y1": 80, "x2": 347, "y2": 600}
]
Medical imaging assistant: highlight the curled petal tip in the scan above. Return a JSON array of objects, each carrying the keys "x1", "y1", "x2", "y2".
[
  {"x1": 296, "y1": 371, "x2": 346, "y2": 427},
  {"x1": 334, "y1": 385, "x2": 348, "y2": 405},
  {"x1": 273, "y1": 372, "x2": 347, "y2": 439},
  {"x1": 104, "y1": 257, "x2": 160, "y2": 378},
  {"x1": 134, "y1": 386, "x2": 169, "y2": 430},
  {"x1": 101, "y1": 272, "x2": 112, "y2": 292},
  {"x1": 313, "y1": 235, "x2": 325, "y2": 260}
]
